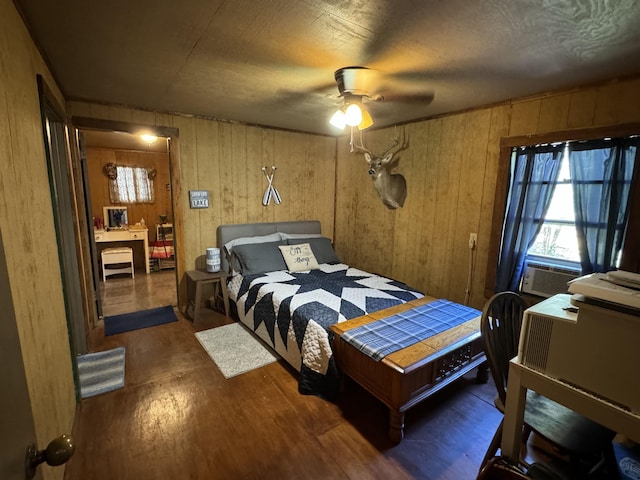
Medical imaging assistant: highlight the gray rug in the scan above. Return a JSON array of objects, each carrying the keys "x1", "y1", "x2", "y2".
[
  {"x1": 195, "y1": 323, "x2": 278, "y2": 378},
  {"x1": 77, "y1": 346, "x2": 125, "y2": 398}
]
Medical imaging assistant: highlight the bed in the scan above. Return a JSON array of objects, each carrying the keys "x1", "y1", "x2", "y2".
[{"x1": 217, "y1": 220, "x2": 424, "y2": 398}]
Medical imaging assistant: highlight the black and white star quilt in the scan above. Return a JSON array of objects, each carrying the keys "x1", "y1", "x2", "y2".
[{"x1": 227, "y1": 263, "x2": 423, "y2": 399}]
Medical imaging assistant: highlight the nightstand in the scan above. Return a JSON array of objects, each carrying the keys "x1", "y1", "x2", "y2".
[{"x1": 185, "y1": 270, "x2": 229, "y2": 323}]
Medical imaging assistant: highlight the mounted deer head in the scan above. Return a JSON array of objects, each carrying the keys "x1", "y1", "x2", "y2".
[{"x1": 352, "y1": 128, "x2": 409, "y2": 209}]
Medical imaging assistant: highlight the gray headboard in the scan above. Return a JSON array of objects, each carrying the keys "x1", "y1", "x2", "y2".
[{"x1": 216, "y1": 220, "x2": 322, "y2": 273}]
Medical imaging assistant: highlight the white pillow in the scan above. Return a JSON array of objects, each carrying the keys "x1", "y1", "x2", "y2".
[{"x1": 278, "y1": 243, "x2": 319, "y2": 272}]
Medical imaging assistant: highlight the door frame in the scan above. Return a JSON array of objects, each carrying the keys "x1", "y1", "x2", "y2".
[
  {"x1": 69, "y1": 116, "x2": 182, "y2": 320},
  {"x1": 37, "y1": 76, "x2": 88, "y2": 361}
]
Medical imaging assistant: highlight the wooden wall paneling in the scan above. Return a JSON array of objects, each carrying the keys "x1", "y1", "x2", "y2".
[
  {"x1": 246, "y1": 127, "x2": 264, "y2": 224},
  {"x1": 129, "y1": 107, "x2": 157, "y2": 126},
  {"x1": 287, "y1": 132, "x2": 305, "y2": 221},
  {"x1": 323, "y1": 136, "x2": 337, "y2": 237},
  {"x1": 333, "y1": 137, "x2": 357, "y2": 262},
  {"x1": 232, "y1": 124, "x2": 249, "y2": 223},
  {"x1": 416, "y1": 119, "x2": 442, "y2": 295},
  {"x1": 196, "y1": 118, "x2": 220, "y2": 260},
  {"x1": 2, "y1": 4, "x2": 76, "y2": 476},
  {"x1": 567, "y1": 89, "x2": 597, "y2": 128},
  {"x1": 477, "y1": 105, "x2": 511, "y2": 303},
  {"x1": 449, "y1": 109, "x2": 492, "y2": 306},
  {"x1": 537, "y1": 94, "x2": 571, "y2": 133},
  {"x1": 295, "y1": 133, "x2": 309, "y2": 220},
  {"x1": 175, "y1": 116, "x2": 200, "y2": 273},
  {"x1": 508, "y1": 99, "x2": 541, "y2": 136},
  {"x1": 398, "y1": 127, "x2": 420, "y2": 288},
  {"x1": 593, "y1": 78, "x2": 640, "y2": 126},
  {"x1": 309, "y1": 134, "x2": 332, "y2": 229},
  {"x1": 303, "y1": 134, "x2": 320, "y2": 223},
  {"x1": 345, "y1": 143, "x2": 365, "y2": 265},
  {"x1": 292, "y1": 132, "x2": 311, "y2": 222},
  {"x1": 218, "y1": 122, "x2": 235, "y2": 224},
  {"x1": 428, "y1": 115, "x2": 466, "y2": 299},
  {"x1": 341, "y1": 145, "x2": 367, "y2": 267}
]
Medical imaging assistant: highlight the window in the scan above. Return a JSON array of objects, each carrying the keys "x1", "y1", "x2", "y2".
[
  {"x1": 527, "y1": 146, "x2": 580, "y2": 266},
  {"x1": 109, "y1": 165, "x2": 154, "y2": 204},
  {"x1": 494, "y1": 136, "x2": 638, "y2": 292}
]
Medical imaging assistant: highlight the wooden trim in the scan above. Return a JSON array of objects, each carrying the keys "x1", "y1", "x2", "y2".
[
  {"x1": 484, "y1": 145, "x2": 514, "y2": 298},
  {"x1": 71, "y1": 116, "x2": 178, "y2": 139},
  {"x1": 501, "y1": 122, "x2": 640, "y2": 149}
]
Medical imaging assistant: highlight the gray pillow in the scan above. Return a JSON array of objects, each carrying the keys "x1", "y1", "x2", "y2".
[
  {"x1": 233, "y1": 241, "x2": 287, "y2": 275},
  {"x1": 287, "y1": 237, "x2": 340, "y2": 264}
]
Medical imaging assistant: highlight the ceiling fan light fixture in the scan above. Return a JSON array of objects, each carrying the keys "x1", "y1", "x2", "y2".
[
  {"x1": 357, "y1": 108, "x2": 373, "y2": 130},
  {"x1": 344, "y1": 103, "x2": 362, "y2": 127},
  {"x1": 329, "y1": 109, "x2": 347, "y2": 129}
]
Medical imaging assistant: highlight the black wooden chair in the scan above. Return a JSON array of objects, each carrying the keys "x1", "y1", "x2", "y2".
[{"x1": 479, "y1": 292, "x2": 618, "y2": 479}]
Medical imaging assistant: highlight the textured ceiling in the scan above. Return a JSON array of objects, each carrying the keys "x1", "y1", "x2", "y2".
[{"x1": 15, "y1": 0, "x2": 640, "y2": 137}]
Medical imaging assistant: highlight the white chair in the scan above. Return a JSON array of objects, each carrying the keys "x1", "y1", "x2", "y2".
[{"x1": 101, "y1": 247, "x2": 134, "y2": 281}]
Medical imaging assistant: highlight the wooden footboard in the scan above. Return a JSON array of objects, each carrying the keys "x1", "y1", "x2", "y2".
[{"x1": 330, "y1": 296, "x2": 487, "y2": 443}]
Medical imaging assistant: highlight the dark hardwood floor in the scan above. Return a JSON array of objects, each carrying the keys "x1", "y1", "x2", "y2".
[
  {"x1": 65, "y1": 273, "x2": 550, "y2": 479},
  {"x1": 98, "y1": 268, "x2": 177, "y2": 317}
]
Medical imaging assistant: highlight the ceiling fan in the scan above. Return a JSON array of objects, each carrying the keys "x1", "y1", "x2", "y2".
[{"x1": 329, "y1": 66, "x2": 434, "y2": 131}]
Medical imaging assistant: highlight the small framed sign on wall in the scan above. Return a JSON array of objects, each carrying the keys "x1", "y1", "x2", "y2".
[{"x1": 189, "y1": 190, "x2": 209, "y2": 209}]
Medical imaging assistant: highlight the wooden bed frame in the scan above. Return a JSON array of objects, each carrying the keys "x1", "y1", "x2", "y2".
[{"x1": 330, "y1": 296, "x2": 488, "y2": 443}]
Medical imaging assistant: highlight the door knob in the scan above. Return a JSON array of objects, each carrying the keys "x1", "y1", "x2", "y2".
[{"x1": 25, "y1": 434, "x2": 75, "y2": 480}]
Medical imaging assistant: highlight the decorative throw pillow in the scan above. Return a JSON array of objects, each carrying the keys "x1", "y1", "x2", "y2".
[{"x1": 278, "y1": 243, "x2": 320, "y2": 272}]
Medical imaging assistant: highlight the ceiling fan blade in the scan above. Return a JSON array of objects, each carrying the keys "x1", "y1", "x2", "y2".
[{"x1": 371, "y1": 91, "x2": 434, "y2": 104}]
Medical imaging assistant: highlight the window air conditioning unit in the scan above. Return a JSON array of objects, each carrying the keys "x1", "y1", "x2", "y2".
[{"x1": 520, "y1": 264, "x2": 580, "y2": 297}]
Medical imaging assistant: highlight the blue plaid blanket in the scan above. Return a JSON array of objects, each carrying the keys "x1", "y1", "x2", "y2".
[{"x1": 340, "y1": 299, "x2": 481, "y2": 361}]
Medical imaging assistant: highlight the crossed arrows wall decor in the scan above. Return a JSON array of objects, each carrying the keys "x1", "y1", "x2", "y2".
[{"x1": 261, "y1": 166, "x2": 281, "y2": 206}]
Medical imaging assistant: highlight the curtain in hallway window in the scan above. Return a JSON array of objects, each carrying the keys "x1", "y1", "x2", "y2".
[
  {"x1": 109, "y1": 165, "x2": 154, "y2": 203},
  {"x1": 569, "y1": 139, "x2": 638, "y2": 273},
  {"x1": 495, "y1": 146, "x2": 563, "y2": 292}
]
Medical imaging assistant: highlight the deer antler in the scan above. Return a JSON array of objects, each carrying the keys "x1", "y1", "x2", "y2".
[
  {"x1": 349, "y1": 129, "x2": 371, "y2": 155},
  {"x1": 379, "y1": 127, "x2": 408, "y2": 160}
]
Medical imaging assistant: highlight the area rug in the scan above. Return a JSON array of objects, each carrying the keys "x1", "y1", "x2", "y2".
[
  {"x1": 104, "y1": 305, "x2": 177, "y2": 336},
  {"x1": 77, "y1": 346, "x2": 125, "y2": 398},
  {"x1": 195, "y1": 323, "x2": 278, "y2": 378}
]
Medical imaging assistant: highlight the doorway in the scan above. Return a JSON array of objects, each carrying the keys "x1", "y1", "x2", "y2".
[{"x1": 78, "y1": 128, "x2": 178, "y2": 318}]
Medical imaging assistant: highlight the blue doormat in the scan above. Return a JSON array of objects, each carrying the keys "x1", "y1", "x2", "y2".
[{"x1": 104, "y1": 305, "x2": 178, "y2": 336}]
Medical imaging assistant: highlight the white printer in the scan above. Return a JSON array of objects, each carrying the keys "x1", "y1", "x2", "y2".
[{"x1": 518, "y1": 271, "x2": 640, "y2": 414}]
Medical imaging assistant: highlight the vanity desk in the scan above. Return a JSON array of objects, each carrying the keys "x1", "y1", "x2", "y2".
[{"x1": 94, "y1": 228, "x2": 150, "y2": 274}]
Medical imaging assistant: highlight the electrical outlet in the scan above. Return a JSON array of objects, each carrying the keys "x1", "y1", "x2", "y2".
[{"x1": 469, "y1": 233, "x2": 477, "y2": 249}]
